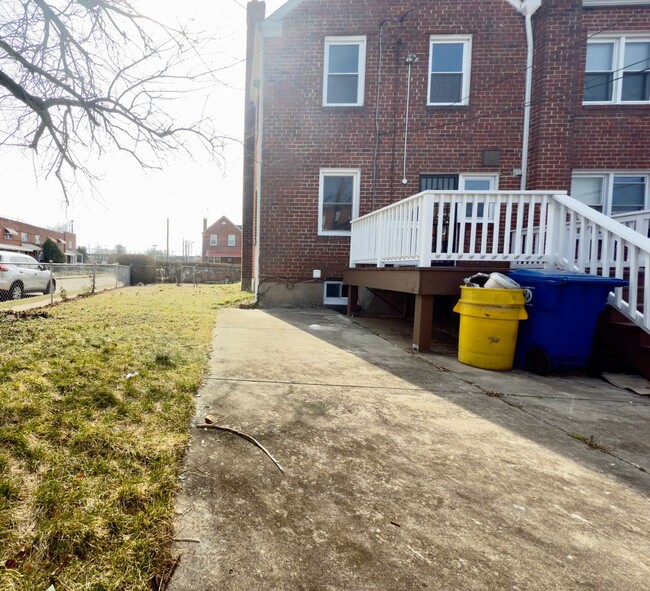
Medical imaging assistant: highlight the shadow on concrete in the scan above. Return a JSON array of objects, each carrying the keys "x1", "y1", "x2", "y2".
[{"x1": 265, "y1": 308, "x2": 650, "y2": 496}]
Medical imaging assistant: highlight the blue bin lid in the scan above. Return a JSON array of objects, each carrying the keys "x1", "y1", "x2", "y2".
[{"x1": 508, "y1": 269, "x2": 628, "y2": 287}]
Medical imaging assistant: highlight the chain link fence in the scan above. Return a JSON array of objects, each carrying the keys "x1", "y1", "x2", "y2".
[
  {"x1": 52, "y1": 263, "x2": 130, "y2": 297},
  {"x1": 129, "y1": 262, "x2": 240, "y2": 286}
]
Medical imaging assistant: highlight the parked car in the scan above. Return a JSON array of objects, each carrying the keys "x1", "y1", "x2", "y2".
[{"x1": 0, "y1": 251, "x2": 56, "y2": 301}]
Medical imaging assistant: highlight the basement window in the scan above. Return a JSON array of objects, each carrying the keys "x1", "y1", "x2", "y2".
[{"x1": 323, "y1": 281, "x2": 349, "y2": 305}]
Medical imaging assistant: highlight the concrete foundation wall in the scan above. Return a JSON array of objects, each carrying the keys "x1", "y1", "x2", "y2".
[{"x1": 257, "y1": 282, "x2": 324, "y2": 308}]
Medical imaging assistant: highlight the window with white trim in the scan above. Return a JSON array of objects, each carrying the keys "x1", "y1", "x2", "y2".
[
  {"x1": 419, "y1": 173, "x2": 498, "y2": 220},
  {"x1": 20, "y1": 232, "x2": 28, "y2": 242},
  {"x1": 227, "y1": 234, "x2": 236, "y2": 247},
  {"x1": 318, "y1": 168, "x2": 360, "y2": 236},
  {"x1": 584, "y1": 36, "x2": 650, "y2": 103},
  {"x1": 571, "y1": 172, "x2": 649, "y2": 214},
  {"x1": 323, "y1": 281, "x2": 349, "y2": 305},
  {"x1": 428, "y1": 35, "x2": 472, "y2": 106},
  {"x1": 323, "y1": 36, "x2": 366, "y2": 106},
  {"x1": 210, "y1": 234, "x2": 217, "y2": 246},
  {"x1": 35, "y1": 235, "x2": 41, "y2": 245}
]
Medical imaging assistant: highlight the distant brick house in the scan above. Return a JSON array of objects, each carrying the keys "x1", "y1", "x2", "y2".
[
  {"x1": 202, "y1": 216, "x2": 242, "y2": 263},
  {"x1": 0, "y1": 216, "x2": 77, "y2": 262},
  {"x1": 242, "y1": 0, "x2": 650, "y2": 306}
]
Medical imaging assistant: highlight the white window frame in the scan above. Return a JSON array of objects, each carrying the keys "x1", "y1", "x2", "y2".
[
  {"x1": 227, "y1": 234, "x2": 236, "y2": 247},
  {"x1": 323, "y1": 36, "x2": 366, "y2": 107},
  {"x1": 583, "y1": 2, "x2": 650, "y2": 7},
  {"x1": 35, "y1": 235, "x2": 41, "y2": 245},
  {"x1": 209, "y1": 234, "x2": 217, "y2": 246},
  {"x1": 323, "y1": 281, "x2": 349, "y2": 305},
  {"x1": 571, "y1": 171, "x2": 650, "y2": 215},
  {"x1": 20, "y1": 232, "x2": 28, "y2": 242},
  {"x1": 318, "y1": 168, "x2": 361, "y2": 237},
  {"x1": 584, "y1": 34, "x2": 650, "y2": 104},
  {"x1": 459, "y1": 174, "x2": 499, "y2": 222},
  {"x1": 427, "y1": 35, "x2": 472, "y2": 106}
]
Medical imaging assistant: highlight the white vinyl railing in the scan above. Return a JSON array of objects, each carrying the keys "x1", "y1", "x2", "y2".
[
  {"x1": 612, "y1": 209, "x2": 650, "y2": 239},
  {"x1": 349, "y1": 190, "x2": 650, "y2": 333}
]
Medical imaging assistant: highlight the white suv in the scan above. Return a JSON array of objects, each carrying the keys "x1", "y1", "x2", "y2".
[{"x1": 0, "y1": 251, "x2": 56, "y2": 300}]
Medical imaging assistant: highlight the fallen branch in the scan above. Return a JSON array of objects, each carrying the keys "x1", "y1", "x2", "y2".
[{"x1": 196, "y1": 423, "x2": 285, "y2": 475}]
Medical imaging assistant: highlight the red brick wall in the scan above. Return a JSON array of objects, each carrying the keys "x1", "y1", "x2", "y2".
[
  {"x1": 572, "y1": 6, "x2": 650, "y2": 171},
  {"x1": 243, "y1": 0, "x2": 650, "y2": 289}
]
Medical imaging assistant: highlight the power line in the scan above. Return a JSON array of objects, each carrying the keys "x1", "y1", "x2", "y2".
[{"x1": 417, "y1": 57, "x2": 650, "y2": 136}]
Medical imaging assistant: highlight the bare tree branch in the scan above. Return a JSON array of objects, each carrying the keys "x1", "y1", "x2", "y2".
[{"x1": 0, "y1": 0, "x2": 227, "y2": 203}]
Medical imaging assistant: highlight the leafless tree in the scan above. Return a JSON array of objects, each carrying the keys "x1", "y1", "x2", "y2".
[{"x1": 0, "y1": 0, "x2": 226, "y2": 201}]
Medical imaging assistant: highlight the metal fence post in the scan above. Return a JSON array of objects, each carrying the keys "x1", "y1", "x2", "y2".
[
  {"x1": 194, "y1": 265, "x2": 197, "y2": 287},
  {"x1": 49, "y1": 261, "x2": 54, "y2": 305},
  {"x1": 115, "y1": 263, "x2": 119, "y2": 289},
  {"x1": 92, "y1": 263, "x2": 97, "y2": 294}
]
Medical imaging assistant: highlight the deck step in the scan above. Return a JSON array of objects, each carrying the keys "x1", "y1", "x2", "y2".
[{"x1": 596, "y1": 307, "x2": 650, "y2": 380}]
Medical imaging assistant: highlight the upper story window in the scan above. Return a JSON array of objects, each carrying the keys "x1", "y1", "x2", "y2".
[
  {"x1": 318, "y1": 168, "x2": 360, "y2": 236},
  {"x1": 428, "y1": 35, "x2": 472, "y2": 106},
  {"x1": 20, "y1": 232, "x2": 28, "y2": 242},
  {"x1": 209, "y1": 234, "x2": 217, "y2": 246},
  {"x1": 323, "y1": 36, "x2": 366, "y2": 106},
  {"x1": 35, "y1": 235, "x2": 41, "y2": 245},
  {"x1": 584, "y1": 36, "x2": 650, "y2": 104},
  {"x1": 571, "y1": 172, "x2": 649, "y2": 214},
  {"x1": 227, "y1": 234, "x2": 236, "y2": 247}
]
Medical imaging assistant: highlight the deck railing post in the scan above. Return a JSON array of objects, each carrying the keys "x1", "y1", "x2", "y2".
[{"x1": 418, "y1": 193, "x2": 434, "y2": 267}]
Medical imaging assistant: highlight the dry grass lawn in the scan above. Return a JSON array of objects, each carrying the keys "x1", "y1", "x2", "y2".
[{"x1": 0, "y1": 284, "x2": 253, "y2": 590}]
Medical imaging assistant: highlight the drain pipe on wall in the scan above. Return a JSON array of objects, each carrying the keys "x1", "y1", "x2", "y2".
[
  {"x1": 504, "y1": 0, "x2": 542, "y2": 190},
  {"x1": 520, "y1": 0, "x2": 542, "y2": 191},
  {"x1": 402, "y1": 54, "x2": 418, "y2": 185}
]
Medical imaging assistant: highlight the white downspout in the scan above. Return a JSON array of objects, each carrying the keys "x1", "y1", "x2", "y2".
[{"x1": 517, "y1": 0, "x2": 542, "y2": 190}]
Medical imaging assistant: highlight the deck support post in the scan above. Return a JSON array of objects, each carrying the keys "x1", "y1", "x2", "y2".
[
  {"x1": 412, "y1": 294, "x2": 433, "y2": 352},
  {"x1": 347, "y1": 285, "x2": 359, "y2": 316}
]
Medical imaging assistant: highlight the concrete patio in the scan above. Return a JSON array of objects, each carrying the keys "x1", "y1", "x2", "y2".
[{"x1": 169, "y1": 308, "x2": 650, "y2": 590}]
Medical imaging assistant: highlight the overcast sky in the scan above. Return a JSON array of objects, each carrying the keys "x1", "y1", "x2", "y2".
[{"x1": 0, "y1": 0, "x2": 286, "y2": 255}]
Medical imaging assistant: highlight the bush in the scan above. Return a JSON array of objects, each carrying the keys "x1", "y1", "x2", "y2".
[
  {"x1": 41, "y1": 238, "x2": 66, "y2": 263},
  {"x1": 116, "y1": 254, "x2": 156, "y2": 285}
]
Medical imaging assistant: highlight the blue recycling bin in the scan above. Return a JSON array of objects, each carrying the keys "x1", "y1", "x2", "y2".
[{"x1": 508, "y1": 269, "x2": 628, "y2": 374}]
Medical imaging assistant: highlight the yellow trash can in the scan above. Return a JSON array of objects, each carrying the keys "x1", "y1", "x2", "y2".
[{"x1": 453, "y1": 287, "x2": 528, "y2": 370}]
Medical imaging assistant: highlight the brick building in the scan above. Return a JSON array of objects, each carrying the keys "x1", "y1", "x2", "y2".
[
  {"x1": 0, "y1": 216, "x2": 77, "y2": 262},
  {"x1": 202, "y1": 216, "x2": 243, "y2": 263},
  {"x1": 242, "y1": 0, "x2": 650, "y2": 306}
]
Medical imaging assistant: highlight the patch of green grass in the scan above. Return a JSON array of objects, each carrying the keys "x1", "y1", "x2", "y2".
[
  {"x1": 569, "y1": 433, "x2": 609, "y2": 453},
  {"x1": 0, "y1": 283, "x2": 248, "y2": 589}
]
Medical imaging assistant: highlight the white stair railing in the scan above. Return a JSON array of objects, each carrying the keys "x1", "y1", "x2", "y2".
[{"x1": 548, "y1": 195, "x2": 649, "y2": 332}]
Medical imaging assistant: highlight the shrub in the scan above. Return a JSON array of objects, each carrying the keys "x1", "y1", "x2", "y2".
[{"x1": 41, "y1": 238, "x2": 66, "y2": 263}]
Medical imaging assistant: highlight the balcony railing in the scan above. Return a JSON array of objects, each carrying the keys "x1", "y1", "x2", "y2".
[
  {"x1": 350, "y1": 190, "x2": 650, "y2": 333},
  {"x1": 612, "y1": 209, "x2": 650, "y2": 239}
]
